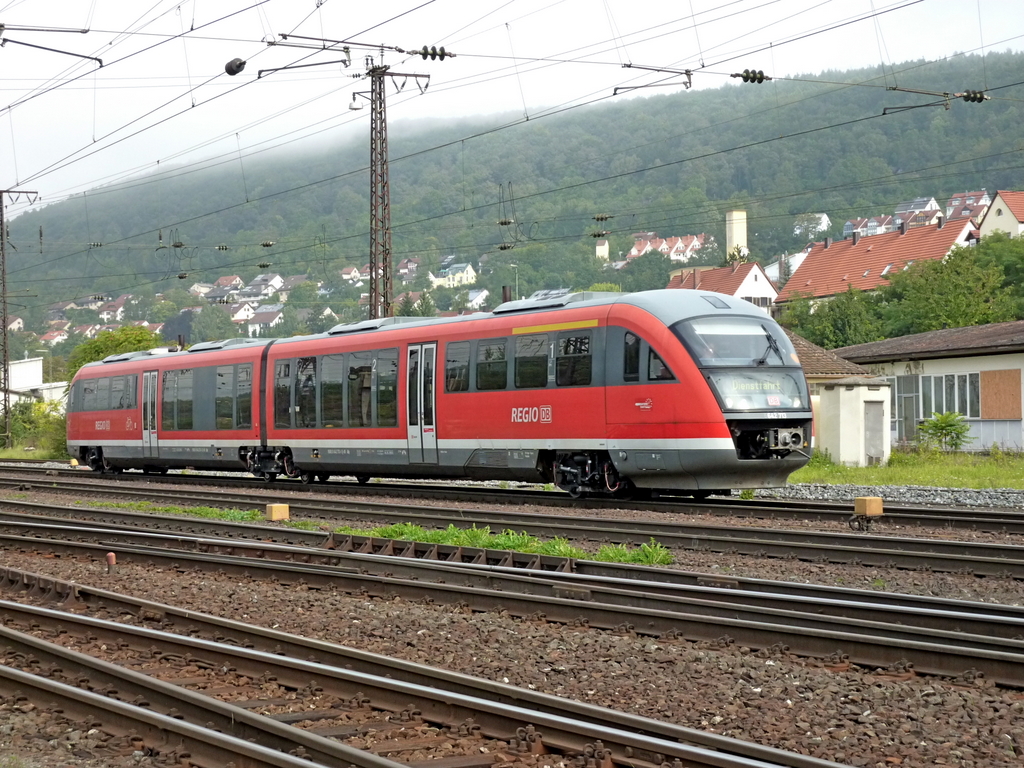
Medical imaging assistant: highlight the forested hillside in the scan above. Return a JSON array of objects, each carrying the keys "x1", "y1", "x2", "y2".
[{"x1": 7, "y1": 50, "x2": 1023, "y2": 329}]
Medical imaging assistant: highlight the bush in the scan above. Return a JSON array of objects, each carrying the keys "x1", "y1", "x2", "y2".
[
  {"x1": 917, "y1": 412, "x2": 973, "y2": 452},
  {"x1": 9, "y1": 401, "x2": 67, "y2": 457}
]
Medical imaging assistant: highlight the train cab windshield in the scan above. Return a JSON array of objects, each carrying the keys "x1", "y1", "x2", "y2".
[{"x1": 672, "y1": 316, "x2": 808, "y2": 412}]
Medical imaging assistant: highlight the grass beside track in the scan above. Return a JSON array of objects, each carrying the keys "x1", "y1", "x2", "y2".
[
  {"x1": 790, "y1": 449, "x2": 1024, "y2": 489},
  {"x1": 79, "y1": 501, "x2": 675, "y2": 565}
]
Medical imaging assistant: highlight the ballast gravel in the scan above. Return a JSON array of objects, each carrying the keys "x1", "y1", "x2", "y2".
[{"x1": 1, "y1": 479, "x2": 1024, "y2": 767}]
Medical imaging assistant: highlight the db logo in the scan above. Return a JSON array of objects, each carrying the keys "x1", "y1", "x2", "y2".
[
  {"x1": 511, "y1": 405, "x2": 554, "y2": 423},
  {"x1": 634, "y1": 398, "x2": 653, "y2": 411}
]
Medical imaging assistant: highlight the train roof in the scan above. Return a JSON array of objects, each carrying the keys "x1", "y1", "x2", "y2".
[{"x1": 80, "y1": 289, "x2": 772, "y2": 371}]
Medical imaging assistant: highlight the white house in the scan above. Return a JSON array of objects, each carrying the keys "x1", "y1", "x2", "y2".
[
  {"x1": 247, "y1": 310, "x2": 284, "y2": 337},
  {"x1": 666, "y1": 261, "x2": 777, "y2": 312},
  {"x1": 429, "y1": 263, "x2": 477, "y2": 289},
  {"x1": 835, "y1": 320, "x2": 1024, "y2": 448},
  {"x1": 978, "y1": 190, "x2": 1024, "y2": 239},
  {"x1": 8, "y1": 358, "x2": 67, "y2": 411}
]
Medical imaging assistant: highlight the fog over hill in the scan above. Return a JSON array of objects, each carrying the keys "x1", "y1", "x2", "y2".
[{"x1": 8, "y1": 51, "x2": 1023, "y2": 326}]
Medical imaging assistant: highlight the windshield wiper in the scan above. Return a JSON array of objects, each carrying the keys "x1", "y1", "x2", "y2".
[{"x1": 755, "y1": 324, "x2": 783, "y2": 366}]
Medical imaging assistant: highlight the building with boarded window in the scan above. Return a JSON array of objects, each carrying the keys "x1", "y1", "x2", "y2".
[{"x1": 834, "y1": 321, "x2": 1024, "y2": 449}]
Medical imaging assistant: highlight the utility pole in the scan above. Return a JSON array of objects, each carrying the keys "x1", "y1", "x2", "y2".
[
  {"x1": 227, "y1": 41, "x2": 451, "y2": 320},
  {"x1": 0, "y1": 189, "x2": 39, "y2": 446}
]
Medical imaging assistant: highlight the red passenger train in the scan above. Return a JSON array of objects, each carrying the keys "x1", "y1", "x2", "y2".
[{"x1": 67, "y1": 289, "x2": 812, "y2": 497}]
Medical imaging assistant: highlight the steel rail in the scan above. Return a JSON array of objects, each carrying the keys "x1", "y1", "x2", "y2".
[
  {"x1": 3, "y1": 492, "x2": 1024, "y2": 578},
  {"x1": 1, "y1": 565, "x2": 842, "y2": 768},
  {"x1": 0, "y1": 620, "x2": 405, "y2": 768},
  {"x1": 0, "y1": 663, "x2": 344, "y2": 768},
  {"x1": 0, "y1": 599, "x2": 843, "y2": 768},
  {"x1": 6, "y1": 504, "x2": 1024, "y2": 625},
  {"x1": 4, "y1": 516, "x2": 1024, "y2": 645},
  {"x1": 3, "y1": 467, "x2": 1024, "y2": 532},
  {"x1": 2, "y1": 531, "x2": 1023, "y2": 686}
]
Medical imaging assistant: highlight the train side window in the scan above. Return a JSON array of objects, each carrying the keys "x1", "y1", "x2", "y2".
[
  {"x1": 320, "y1": 355, "x2": 345, "y2": 427},
  {"x1": 69, "y1": 381, "x2": 80, "y2": 413},
  {"x1": 445, "y1": 342, "x2": 470, "y2": 392},
  {"x1": 477, "y1": 338, "x2": 508, "y2": 391},
  {"x1": 176, "y1": 369, "x2": 194, "y2": 430},
  {"x1": 237, "y1": 365, "x2": 253, "y2": 429},
  {"x1": 124, "y1": 375, "x2": 137, "y2": 409},
  {"x1": 216, "y1": 366, "x2": 235, "y2": 429},
  {"x1": 110, "y1": 377, "x2": 125, "y2": 409},
  {"x1": 274, "y1": 361, "x2": 293, "y2": 429},
  {"x1": 348, "y1": 351, "x2": 373, "y2": 427},
  {"x1": 647, "y1": 349, "x2": 675, "y2": 381},
  {"x1": 623, "y1": 332, "x2": 640, "y2": 382},
  {"x1": 161, "y1": 372, "x2": 175, "y2": 429},
  {"x1": 515, "y1": 335, "x2": 548, "y2": 388},
  {"x1": 556, "y1": 333, "x2": 592, "y2": 386},
  {"x1": 296, "y1": 357, "x2": 317, "y2": 428},
  {"x1": 82, "y1": 379, "x2": 99, "y2": 411},
  {"x1": 95, "y1": 377, "x2": 111, "y2": 410},
  {"x1": 377, "y1": 349, "x2": 398, "y2": 427}
]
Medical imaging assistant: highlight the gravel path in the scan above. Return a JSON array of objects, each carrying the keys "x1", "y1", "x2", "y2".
[{"x1": 1, "y1": 482, "x2": 1023, "y2": 767}]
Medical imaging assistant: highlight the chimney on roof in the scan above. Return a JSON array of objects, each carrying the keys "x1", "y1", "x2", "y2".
[
  {"x1": 937, "y1": 214, "x2": 945, "y2": 230},
  {"x1": 852, "y1": 231, "x2": 860, "y2": 246},
  {"x1": 899, "y1": 219, "x2": 908, "y2": 235},
  {"x1": 824, "y1": 237, "x2": 832, "y2": 249}
]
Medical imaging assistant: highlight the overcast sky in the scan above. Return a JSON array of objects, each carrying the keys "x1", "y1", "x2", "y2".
[{"x1": 1, "y1": 0, "x2": 1022, "y2": 215}]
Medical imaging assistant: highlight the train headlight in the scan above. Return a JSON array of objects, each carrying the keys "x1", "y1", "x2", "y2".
[
  {"x1": 793, "y1": 397, "x2": 801, "y2": 408},
  {"x1": 725, "y1": 397, "x2": 734, "y2": 408}
]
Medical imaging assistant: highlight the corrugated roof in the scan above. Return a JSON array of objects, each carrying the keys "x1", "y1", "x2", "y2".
[
  {"x1": 776, "y1": 221, "x2": 973, "y2": 302},
  {"x1": 834, "y1": 319, "x2": 1024, "y2": 363}
]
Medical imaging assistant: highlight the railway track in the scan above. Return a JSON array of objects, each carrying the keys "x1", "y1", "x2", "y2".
[
  {"x1": 2, "y1": 463, "x2": 1023, "y2": 533},
  {"x1": 2, "y1": 509, "x2": 1024, "y2": 686},
  {"x1": 2, "y1": 478, "x2": 1024, "y2": 577},
  {"x1": 1, "y1": 572, "x2": 845, "y2": 768}
]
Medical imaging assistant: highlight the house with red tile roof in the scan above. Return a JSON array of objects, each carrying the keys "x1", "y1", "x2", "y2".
[
  {"x1": 843, "y1": 215, "x2": 898, "y2": 239},
  {"x1": 214, "y1": 276, "x2": 245, "y2": 289},
  {"x1": 630, "y1": 233, "x2": 707, "y2": 263},
  {"x1": 945, "y1": 190, "x2": 991, "y2": 218},
  {"x1": 666, "y1": 262, "x2": 777, "y2": 312},
  {"x1": 39, "y1": 329, "x2": 68, "y2": 346},
  {"x1": 775, "y1": 220, "x2": 975, "y2": 305},
  {"x1": 978, "y1": 190, "x2": 1024, "y2": 239}
]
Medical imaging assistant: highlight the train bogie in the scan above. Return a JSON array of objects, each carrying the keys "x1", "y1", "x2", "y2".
[{"x1": 67, "y1": 290, "x2": 812, "y2": 494}]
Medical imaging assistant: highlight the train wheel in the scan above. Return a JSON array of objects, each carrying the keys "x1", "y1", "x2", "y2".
[
  {"x1": 691, "y1": 490, "x2": 713, "y2": 500},
  {"x1": 566, "y1": 485, "x2": 585, "y2": 499},
  {"x1": 355, "y1": 475, "x2": 370, "y2": 485},
  {"x1": 101, "y1": 457, "x2": 122, "y2": 475},
  {"x1": 316, "y1": 473, "x2": 331, "y2": 483},
  {"x1": 86, "y1": 448, "x2": 103, "y2": 473},
  {"x1": 263, "y1": 472, "x2": 278, "y2": 483},
  {"x1": 298, "y1": 471, "x2": 315, "y2": 484}
]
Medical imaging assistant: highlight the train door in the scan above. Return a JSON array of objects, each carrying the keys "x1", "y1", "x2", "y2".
[
  {"x1": 142, "y1": 370, "x2": 159, "y2": 458},
  {"x1": 406, "y1": 343, "x2": 438, "y2": 463}
]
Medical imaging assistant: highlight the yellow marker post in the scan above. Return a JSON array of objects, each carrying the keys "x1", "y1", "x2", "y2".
[{"x1": 266, "y1": 503, "x2": 290, "y2": 521}]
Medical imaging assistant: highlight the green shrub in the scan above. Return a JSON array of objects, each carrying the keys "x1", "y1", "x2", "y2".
[
  {"x1": 9, "y1": 400, "x2": 67, "y2": 456},
  {"x1": 918, "y1": 412, "x2": 973, "y2": 452}
]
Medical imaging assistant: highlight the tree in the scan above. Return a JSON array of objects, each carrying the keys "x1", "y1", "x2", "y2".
[
  {"x1": 619, "y1": 251, "x2": 673, "y2": 293},
  {"x1": 415, "y1": 293, "x2": 437, "y2": 317},
  {"x1": 781, "y1": 287, "x2": 883, "y2": 349},
  {"x1": 395, "y1": 293, "x2": 417, "y2": 316},
  {"x1": 878, "y1": 245, "x2": 1016, "y2": 337},
  {"x1": 285, "y1": 281, "x2": 318, "y2": 309},
  {"x1": 190, "y1": 305, "x2": 239, "y2": 343},
  {"x1": 67, "y1": 326, "x2": 165, "y2": 378},
  {"x1": 587, "y1": 282, "x2": 622, "y2": 292},
  {"x1": 972, "y1": 232, "x2": 1024, "y2": 316}
]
